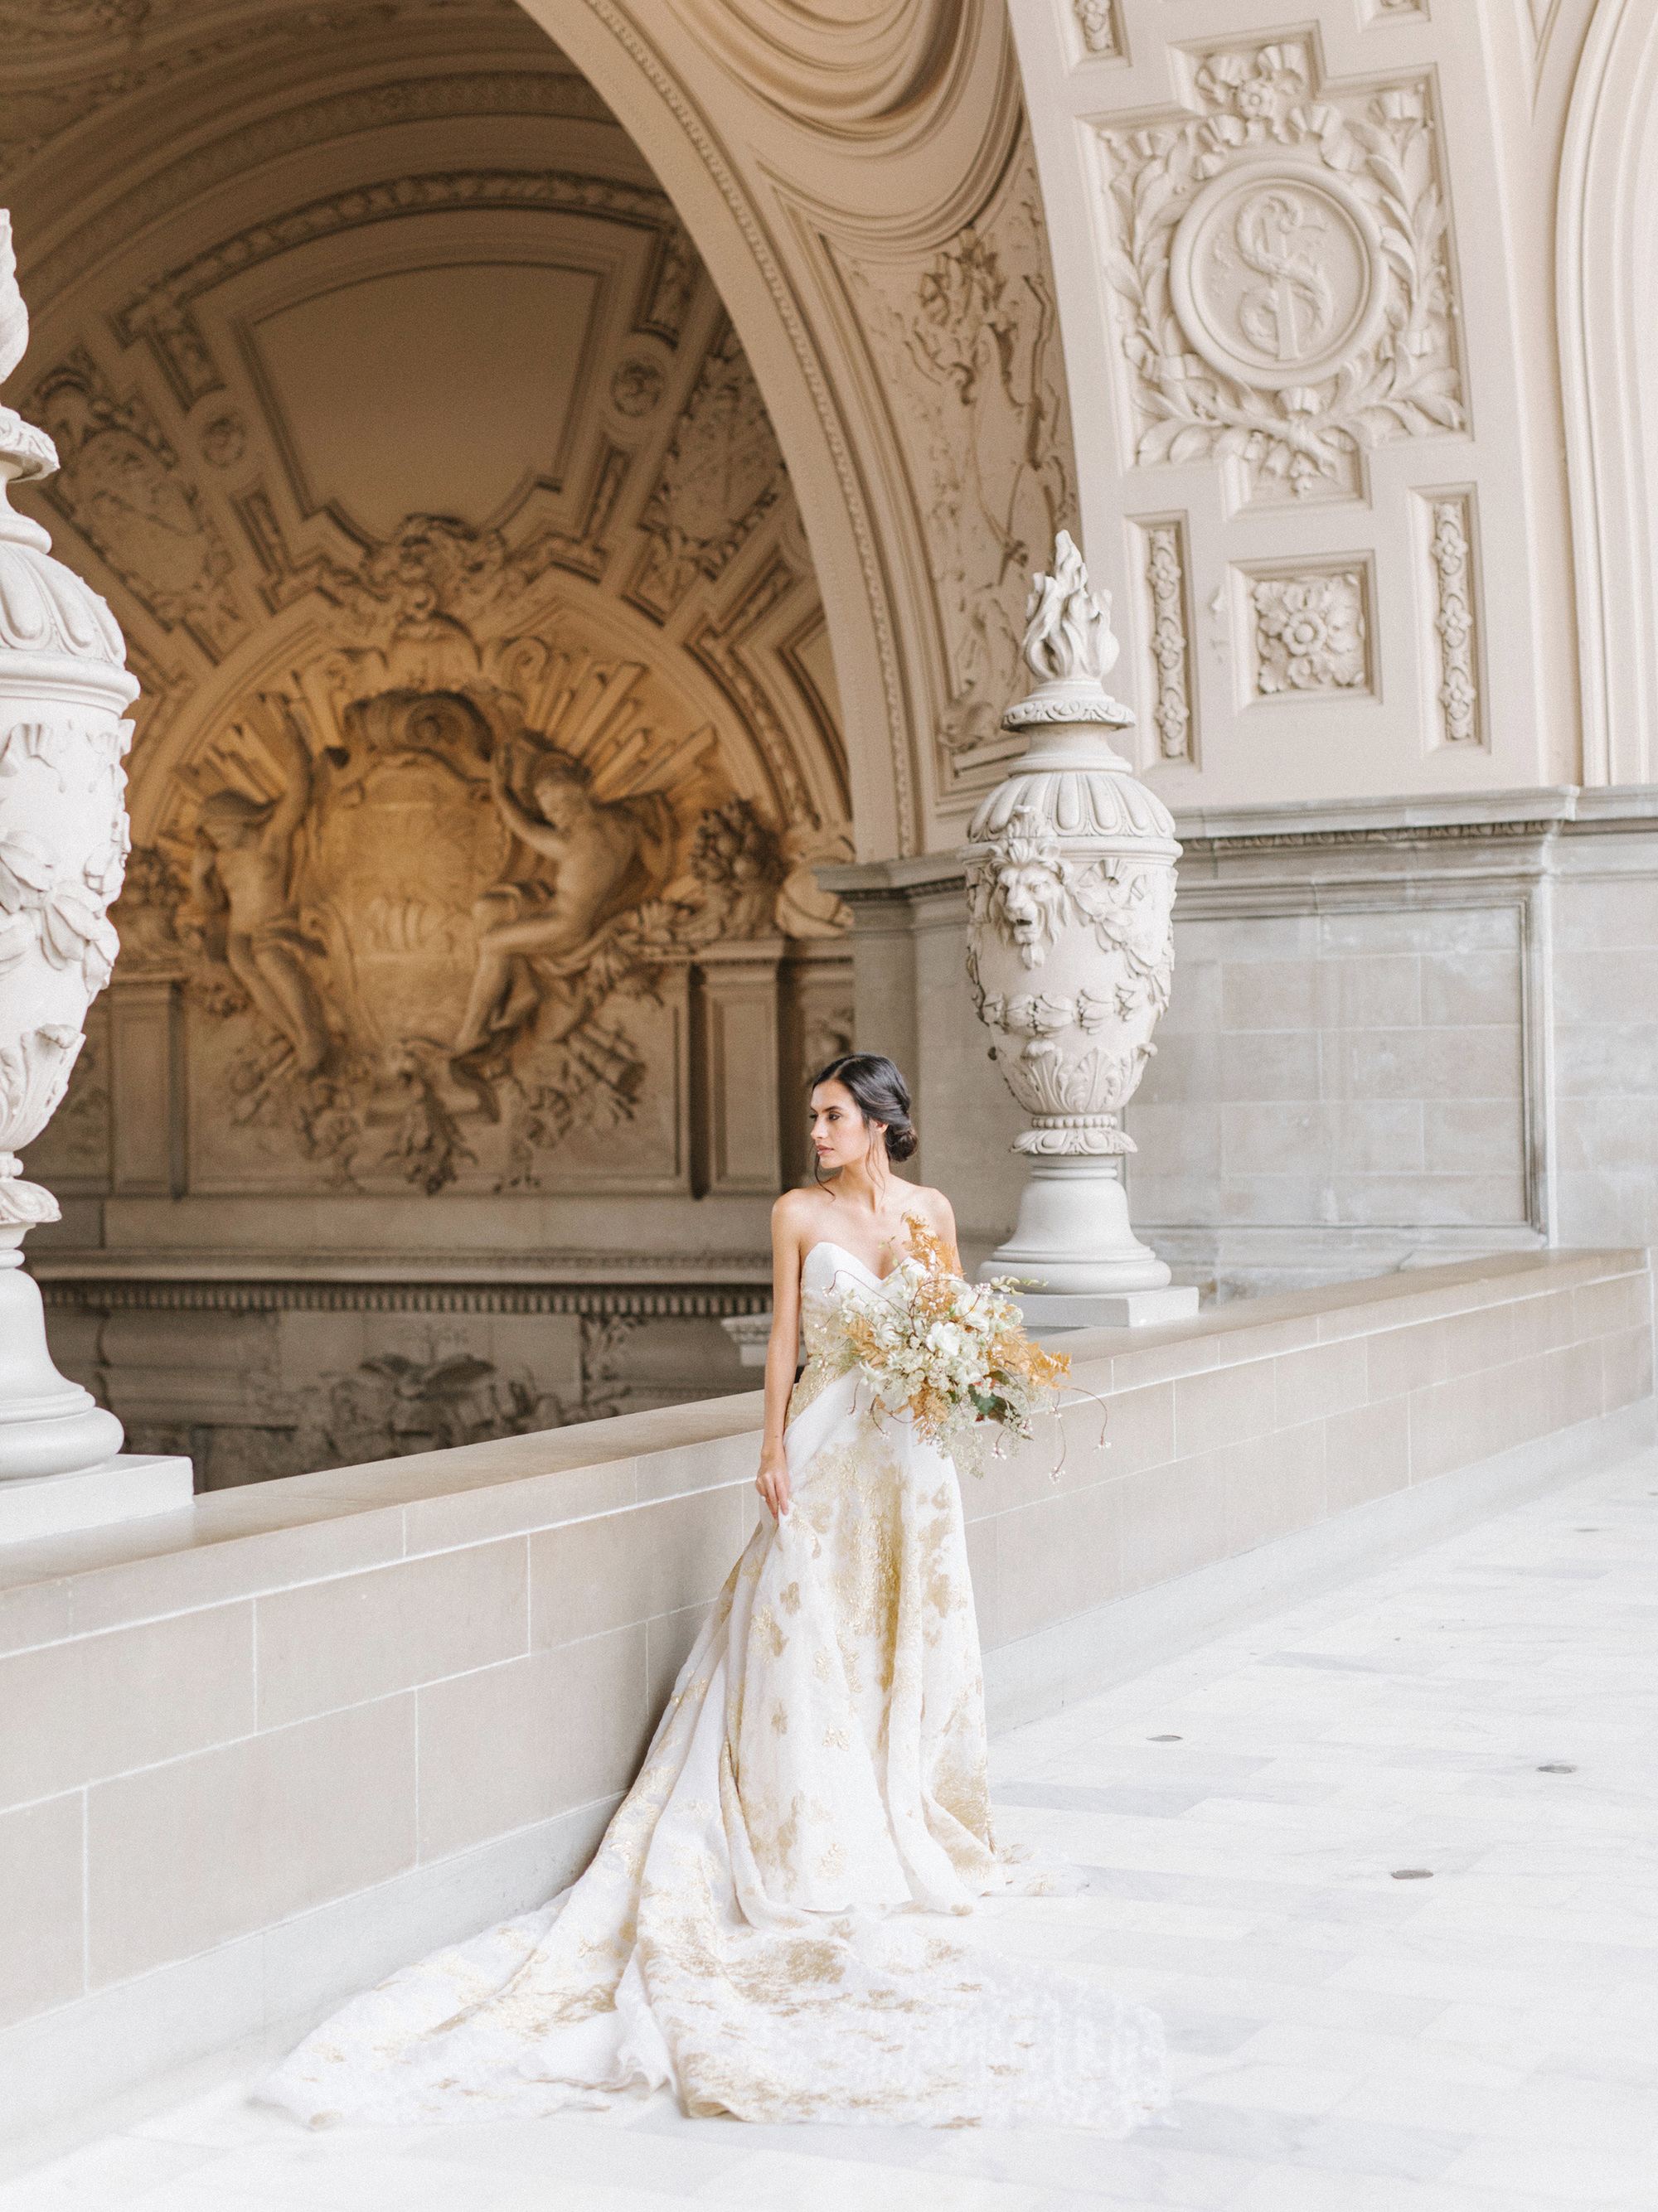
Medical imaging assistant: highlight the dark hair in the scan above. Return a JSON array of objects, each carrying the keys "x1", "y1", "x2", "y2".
[{"x1": 808, "y1": 1052, "x2": 918, "y2": 1162}]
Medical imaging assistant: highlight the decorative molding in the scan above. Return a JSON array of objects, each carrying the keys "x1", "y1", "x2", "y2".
[
  {"x1": 1095, "y1": 38, "x2": 1464, "y2": 504},
  {"x1": 38, "y1": 1277, "x2": 773, "y2": 1316},
  {"x1": 633, "y1": 320, "x2": 786, "y2": 617},
  {"x1": 1244, "y1": 564, "x2": 1373, "y2": 699},
  {"x1": 1180, "y1": 820, "x2": 1562, "y2": 856},
  {"x1": 27, "y1": 346, "x2": 245, "y2": 659},
  {"x1": 1359, "y1": 0, "x2": 1428, "y2": 22},
  {"x1": 1073, "y1": 1, "x2": 1121, "y2": 60},
  {"x1": 24, "y1": 49, "x2": 616, "y2": 303},
  {"x1": 1, "y1": 46, "x2": 611, "y2": 192},
  {"x1": 1138, "y1": 517, "x2": 1195, "y2": 762},
  {"x1": 111, "y1": 169, "x2": 697, "y2": 409},
  {"x1": 1420, "y1": 489, "x2": 1481, "y2": 746},
  {"x1": 839, "y1": 128, "x2": 1078, "y2": 772}
]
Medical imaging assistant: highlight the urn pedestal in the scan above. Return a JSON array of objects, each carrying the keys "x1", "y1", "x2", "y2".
[
  {"x1": 0, "y1": 214, "x2": 192, "y2": 1538},
  {"x1": 965, "y1": 535, "x2": 1198, "y2": 1331}
]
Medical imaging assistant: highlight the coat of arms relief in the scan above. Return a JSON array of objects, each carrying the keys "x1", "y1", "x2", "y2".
[{"x1": 119, "y1": 513, "x2": 805, "y2": 1195}]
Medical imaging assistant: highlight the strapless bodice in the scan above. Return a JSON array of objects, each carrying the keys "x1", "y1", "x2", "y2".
[{"x1": 790, "y1": 1242, "x2": 894, "y2": 1425}]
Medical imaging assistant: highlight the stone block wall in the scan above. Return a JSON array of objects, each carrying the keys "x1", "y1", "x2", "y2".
[
  {"x1": 0, "y1": 1248, "x2": 1647, "y2": 2141},
  {"x1": 1130, "y1": 905, "x2": 1529, "y2": 1256}
]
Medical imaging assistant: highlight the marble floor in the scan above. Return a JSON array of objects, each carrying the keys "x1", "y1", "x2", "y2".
[{"x1": 4, "y1": 1449, "x2": 1656, "y2": 2212}]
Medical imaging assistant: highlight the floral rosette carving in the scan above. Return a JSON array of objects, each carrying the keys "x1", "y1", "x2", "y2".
[{"x1": 964, "y1": 535, "x2": 1179, "y2": 1162}]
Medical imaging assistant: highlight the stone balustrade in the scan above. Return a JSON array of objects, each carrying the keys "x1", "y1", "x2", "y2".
[{"x1": 0, "y1": 1247, "x2": 1650, "y2": 2146}]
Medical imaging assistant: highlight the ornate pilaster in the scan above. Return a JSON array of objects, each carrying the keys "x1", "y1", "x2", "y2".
[{"x1": 963, "y1": 534, "x2": 1194, "y2": 1317}]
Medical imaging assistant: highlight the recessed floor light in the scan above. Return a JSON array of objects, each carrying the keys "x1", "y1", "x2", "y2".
[
  {"x1": 1390, "y1": 1868, "x2": 1433, "y2": 1880},
  {"x1": 1537, "y1": 1763, "x2": 1577, "y2": 1774}
]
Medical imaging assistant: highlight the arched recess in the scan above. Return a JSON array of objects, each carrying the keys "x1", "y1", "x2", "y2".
[
  {"x1": 1559, "y1": 0, "x2": 1658, "y2": 786},
  {"x1": 516, "y1": 0, "x2": 1077, "y2": 857}
]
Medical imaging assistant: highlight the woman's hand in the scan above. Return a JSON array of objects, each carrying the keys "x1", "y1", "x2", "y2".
[{"x1": 756, "y1": 1446, "x2": 791, "y2": 1522}]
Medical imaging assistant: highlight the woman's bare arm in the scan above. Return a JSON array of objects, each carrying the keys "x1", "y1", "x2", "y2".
[{"x1": 756, "y1": 1193, "x2": 805, "y2": 1520}]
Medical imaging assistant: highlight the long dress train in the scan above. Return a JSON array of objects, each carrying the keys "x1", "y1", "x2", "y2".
[{"x1": 261, "y1": 1242, "x2": 1169, "y2": 2131}]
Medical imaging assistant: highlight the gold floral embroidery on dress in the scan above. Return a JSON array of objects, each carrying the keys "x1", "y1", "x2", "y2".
[{"x1": 259, "y1": 1233, "x2": 1170, "y2": 2138}]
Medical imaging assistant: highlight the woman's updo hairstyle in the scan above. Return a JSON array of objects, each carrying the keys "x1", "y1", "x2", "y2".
[{"x1": 809, "y1": 1052, "x2": 918, "y2": 1162}]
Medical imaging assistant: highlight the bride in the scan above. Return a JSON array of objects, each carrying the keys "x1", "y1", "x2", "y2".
[{"x1": 262, "y1": 1053, "x2": 1168, "y2": 2132}]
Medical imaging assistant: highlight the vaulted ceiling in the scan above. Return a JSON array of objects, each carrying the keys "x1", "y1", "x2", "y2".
[{"x1": 0, "y1": 0, "x2": 852, "y2": 899}]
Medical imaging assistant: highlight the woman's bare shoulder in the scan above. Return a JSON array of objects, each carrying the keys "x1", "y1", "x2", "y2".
[
  {"x1": 773, "y1": 1184, "x2": 830, "y2": 1234},
  {"x1": 900, "y1": 1182, "x2": 956, "y2": 1227}
]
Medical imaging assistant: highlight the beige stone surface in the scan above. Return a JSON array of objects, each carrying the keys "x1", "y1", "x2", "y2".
[
  {"x1": 415, "y1": 1629, "x2": 649, "y2": 1862},
  {"x1": 86, "y1": 1698, "x2": 417, "y2": 1987},
  {"x1": 0, "y1": 1250, "x2": 1641, "y2": 2088},
  {"x1": 0, "y1": 1602, "x2": 253, "y2": 1812},
  {"x1": 0, "y1": 1794, "x2": 85, "y2": 2030},
  {"x1": 530, "y1": 1485, "x2": 744, "y2": 1648},
  {"x1": 255, "y1": 1542, "x2": 529, "y2": 1730}
]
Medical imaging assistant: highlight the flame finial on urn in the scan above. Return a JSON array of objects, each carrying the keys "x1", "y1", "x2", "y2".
[{"x1": 1003, "y1": 529, "x2": 1134, "y2": 733}]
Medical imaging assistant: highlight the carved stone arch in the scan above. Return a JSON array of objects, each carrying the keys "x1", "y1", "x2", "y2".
[
  {"x1": 519, "y1": 0, "x2": 1051, "y2": 856},
  {"x1": 1559, "y1": 0, "x2": 1658, "y2": 784}
]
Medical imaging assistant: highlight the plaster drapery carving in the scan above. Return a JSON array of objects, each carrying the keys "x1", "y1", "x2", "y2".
[
  {"x1": 1096, "y1": 38, "x2": 1464, "y2": 505},
  {"x1": 1248, "y1": 569, "x2": 1370, "y2": 697},
  {"x1": 1141, "y1": 520, "x2": 1194, "y2": 762},
  {"x1": 841, "y1": 131, "x2": 1077, "y2": 773},
  {"x1": 1423, "y1": 492, "x2": 1481, "y2": 746},
  {"x1": 964, "y1": 534, "x2": 1176, "y2": 1161},
  {"x1": 669, "y1": 0, "x2": 957, "y2": 129},
  {"x1": 117, "y1": 513, "x2": 804, "y2": 1196},
  {"x1": 28, "y1": 349, "x2": 244, "y2": 661},
  {"x1": 633, "y1": 322, "x2": 786, "y2": 617}
]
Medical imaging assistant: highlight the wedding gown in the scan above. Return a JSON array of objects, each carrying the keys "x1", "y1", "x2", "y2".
[{"x1": 261, "y1": 1242, "x2": 1169, "y2": 2132}]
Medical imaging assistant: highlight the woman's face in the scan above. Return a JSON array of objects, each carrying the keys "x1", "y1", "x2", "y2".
[{"x1": 809, "y1": 1080, "x2": 879, "y2": 1174}]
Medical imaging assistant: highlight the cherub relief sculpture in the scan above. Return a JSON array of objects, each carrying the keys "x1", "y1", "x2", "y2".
[
  {"x1": 453, "y1": 740, "x2": 676, "y2": 1058},
  {"x1": 190, "y1": 706, "x2": 332, "y2": 1077}
]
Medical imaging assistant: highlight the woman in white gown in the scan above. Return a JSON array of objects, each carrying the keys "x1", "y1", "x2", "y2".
[{"x1": 263, "y1": 1054, "x2": 1168, "y2": 2132}]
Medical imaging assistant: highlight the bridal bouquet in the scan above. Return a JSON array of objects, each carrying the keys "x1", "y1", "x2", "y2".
[{"x1": 836, "y1": 1216, "x2": 1070, "y2": 1464}]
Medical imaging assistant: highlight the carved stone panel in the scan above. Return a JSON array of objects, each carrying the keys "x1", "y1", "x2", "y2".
[
  {"x1": 1418, "y1": 488, "x2": 1482, "y2": 747},
  {"x1": 632, "y1": 322, "x2": 786, "y2": 618},
  {"x1": 837, "y1": 128, "x2": 1079, "y2": 783},
  {"x1": 1094, "y1": 38, "x2": 1464, "y2": 507},
  {"x1": 1239, "y1": 561, "x2": 1374, "y2": 702},
  {"x1": 1135, "y1": 516, "x2": 1195, "y2": 762},
  {"x1": 29, "y1": 348, "x2": 245, "y2": 660}
]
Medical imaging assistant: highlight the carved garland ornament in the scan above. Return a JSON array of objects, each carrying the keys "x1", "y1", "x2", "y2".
[
  {"x1": 1425, "y1": 492, "x2": 1481, "y2": 744},
  {"x1": 1096, "y1": 41, "x2": 1464, "y2": 501},
  {"x1": 1142, "y1": 520, "x2": 1193, "y2": 760}
]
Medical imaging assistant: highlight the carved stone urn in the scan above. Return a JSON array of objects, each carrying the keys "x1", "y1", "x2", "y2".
[
  {"x1": 0, "y1": 213, "x2": 155, "y2": 1505},
  {"x1": 964, "y1": 533, "x2": 1190, "y2": 1314}
]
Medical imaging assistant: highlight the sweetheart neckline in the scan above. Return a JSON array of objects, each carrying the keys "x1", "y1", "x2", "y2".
[{"x1": 802, "y1": 1239, "x2": 897, "y2": 1287}]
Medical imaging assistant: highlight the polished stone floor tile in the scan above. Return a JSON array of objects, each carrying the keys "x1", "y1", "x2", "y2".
[{"x1": 5, "y1": 1448, "x2": 1657, "y2": 2210}]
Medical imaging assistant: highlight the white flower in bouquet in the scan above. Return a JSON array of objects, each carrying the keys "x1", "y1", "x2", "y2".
[{"x1": 836, "y1": 1216, "x2": 1071, "y2": 1464}]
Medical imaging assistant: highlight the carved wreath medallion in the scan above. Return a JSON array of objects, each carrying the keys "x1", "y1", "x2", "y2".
[{"x1": 1096, "y1": 40, "x2": 1465, "y2": 501}]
